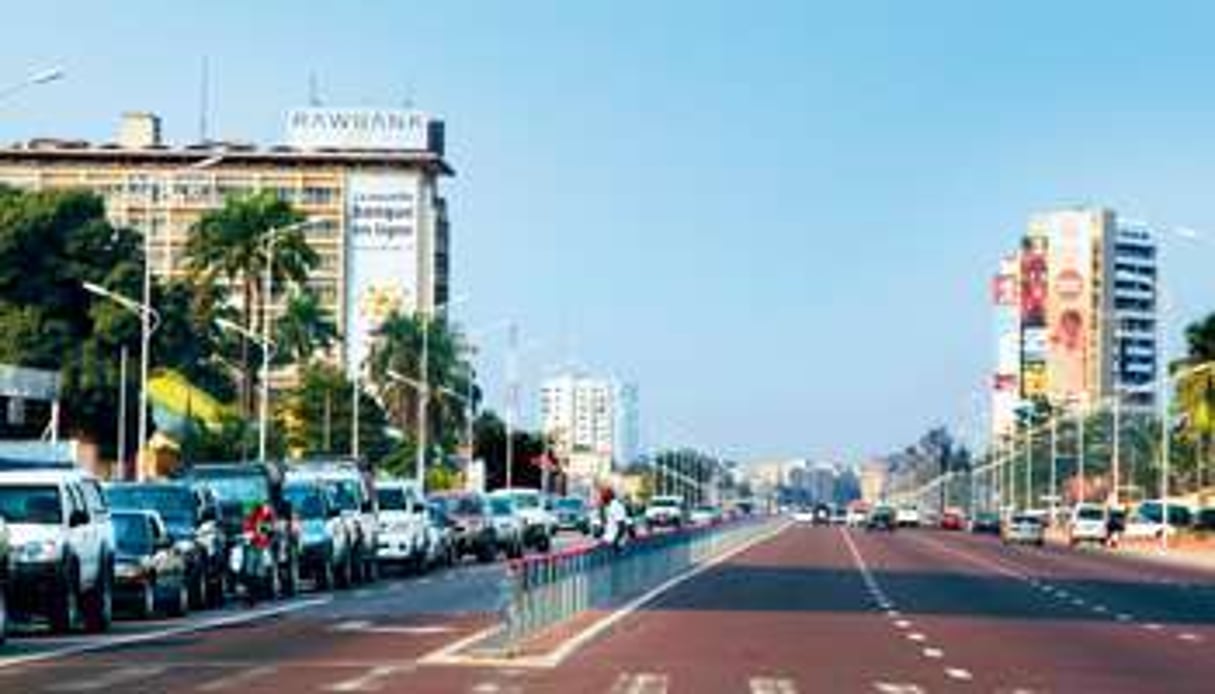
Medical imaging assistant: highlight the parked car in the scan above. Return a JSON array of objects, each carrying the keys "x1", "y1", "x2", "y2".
[
  {"x1": 492, "y1": 488, "x2": 555, "y2": 552},
  {"x1": 111, "y1": 509, "x2": 190, "y2": 618},
  {"x1": 423, "y1": 503, "x2": 456, "y2": 568},
  {"x1": 284, "y1": 478, "x2": 349, "y2": 590},
  {"x1": 552, "y1": 496, "x2": 592, "y2": 534},
  {"x1": 190, "y1": 462, "x2": 300, "y2": 599},
  {"x1": 866, "y1": 505, "x2": 897, "y2": 532},
  {"x1": 689, "y1": 504, "x2": 722, "y2": 525},
  {"x1": 1067, "y1": 503, "x2": 1109, "y2": 546},
  {"x1": 430, "y1": 492, "x2": 496, "y2": 563},
  {"x1": 487, "y1": 494, "x2": 525, "y2": 559},
  {"x1": 645, "y1": 495, "x2": 686, "y2": 529},
  {"x1": 287, "y1": 461, "x2": 379, "y2": 583},
  {"x1": 1002, "y1": 512, "x2": 1045, "y2": 546},
  {"x1": 970, "y1": 511, "x2": 1002, "y2": 535},
  {"x1": 829, "y1": 507, "x2": 849, "y2": 525},
  {"x1": 790, "y1": 506, "x2": 816, "y2": 523},
  {"x1": 1128, "y1": 500, "x2": 1193, "y2": 537},
  {"x1": 1193, "y1": 506, "x2": 1215, "y2": 532},
  {"x1": 375, "y1": 479, "x2": 430, "y2": 572},
  {"x1": 0, "y1": 468, "x2": 114, "y2": 634},
  {"x1": 939, "y1": 508, "x2": 965, "y2": 531},
  {"x1": 105, "y1": 481, "x2": 226, "y2": 609},
  {"x1": 0, "y1": 516, "x2": 9, "y2": 645}
]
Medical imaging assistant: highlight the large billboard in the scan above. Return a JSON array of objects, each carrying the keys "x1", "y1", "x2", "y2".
[
  {"x1": 344, "y1": 172, "x2": 420, "y2": 378},
  {"x1": 991, "y1": 256, "x2": 1021, "y2": 437},
  {"x1": 287, "y1": 108, "x2": 429, "y2": 150},
  {"x1": 1044, "y1": 211, "x2": 1094, "y2": 403},
  {"x1": 1020, "y1": 237, "x2": 1048, "y2": 399}
]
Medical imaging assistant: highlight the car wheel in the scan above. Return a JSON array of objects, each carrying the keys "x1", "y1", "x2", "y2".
[
  {"x1": 49, "y1": 563, "x2": 81, "y2": 633},
  {"x1": 208, "y1": 573, "x2": 225, "y2": 608},
  {"x1": 0, "y1": 582, "x2": 8, "y2": 646},
  {"x1": 364, "y1": 555, "x2": 378, "y2": 583},
  {"x1": 189, "y1": 568, "x2": 207, "y2": 610},
  {"x1": 283, "y1": 551, "x2": 300, "y2": 597},
  {"x1": 318, "y1": 554, "x2": 335, "y2": 591},
  {"x1": 82, "y1": 560, "x2": 113, "y2": 633},
  {"x1": 167, "y1": 579, "x2": 189, "y2": 618},
  {"x1": 137, "y1": 580, "x2": 156, "y2": 619},
  {"x1": 477, "y1": 543, "x2": 496, "y2": 563}
]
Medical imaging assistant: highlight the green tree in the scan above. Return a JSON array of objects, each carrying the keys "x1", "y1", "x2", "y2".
[
  {"x1": 152, "y1": 278, "x2": 238, "y2": 403},
  {"x1": 184, "y1": 191, "x2": 316, "y2": 415},
  {"x1": 274, "y1": 288, "x2": 337, "y2": 367},
  {"x1": 280, "y1": 362, "x2": 391, "y2": 462}
]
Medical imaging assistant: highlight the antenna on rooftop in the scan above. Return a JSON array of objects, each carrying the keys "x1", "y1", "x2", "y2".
[
  {"x1": 197, "y1": 56, "x2": 210, "y2": 143},
  {"x1": 308, "y1": 71, "x2": 322, "y2": 106}
]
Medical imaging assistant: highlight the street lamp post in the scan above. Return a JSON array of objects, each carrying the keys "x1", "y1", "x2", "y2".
[
  {"x1": 215, "y1": 317, "x2": 274, "y2": 461},
  {"x1": 0, "y1": 66, "x2": 64, "y2": 103},
  {"x1": 82, "y1": 281, "x2": 160, "y2": 480}
]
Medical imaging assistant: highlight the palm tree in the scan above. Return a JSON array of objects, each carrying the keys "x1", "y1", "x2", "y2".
[
  {"x1": 184, "y1": 191, "x2": 317, "y2": 415},
  {"x1": 274, "y1": 288, "x2": 337, "y2": 367},
  {"x1": 1176, "y1": 313, "x2": 1215, "y2": 490}
]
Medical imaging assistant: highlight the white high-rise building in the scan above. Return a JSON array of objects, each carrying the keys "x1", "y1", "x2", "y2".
[
  {"x1": 613, "y1": 382, "x2": 641, "y2": 468},
  {"x1": 540, "y1": 372, "x2": 640, "y2": 469},
  {"x1": 1110, "y1": 220, "x2": 1158, "y2": 412}
]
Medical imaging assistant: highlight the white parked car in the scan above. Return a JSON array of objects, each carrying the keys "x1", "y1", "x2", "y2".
[
  {"x1": 486, "y1": 493, "x2": 525, "y2": 559},
  {"x1": 1003, "y1": 512, "x2": 1046, "y2": 546},
  {"x1": 895, "y1": 506, "x2": 922, "y2": 527},
  {"x1": 492, "y1": 488, "x2": 555, "y2": 552},
  {"x1": 0, "y1": 467, "x2": 114, "y2": 633},
  {"x1": 1067, "y1": 504, "x2": 1109, "y2": 546},
  {"x1": 645, "y1": 495, "x2": 687, "y2": 529},
  {"x1": 689, "y1": 504, "x2": 721, "y2": 525},
  {"x1": 375, "y1": 479, "x2": 430, "y2": 571}
]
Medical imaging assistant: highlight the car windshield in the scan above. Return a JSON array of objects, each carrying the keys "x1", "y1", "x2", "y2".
[
  {"x1": 326, "y1": 480, "x2": 359, "y2": 511},
  {"x1": 511, "y1": 492, "x2": 540, "y2": 509},
  {"x1": 377, "y1": 487, "x2": 408, "y2": 511},
  {"x1": 555, "y1": 498, "x2": 585, "y2": 511},
  {"x1": 652, "y1": 498, "x2": 679, "y2": 508},
  {"x1": 436, "y1": 495, "x2": 482, "y2": 516},
  {"x1": 112, "y1": 513, "x2": 154, "y2": 555},
  {"x1": 284, "y1": 484, "x2": 326, "y2": 519},
  {"x1": 1013, "y1": 515, "x2": 1040, "y2": 525},
  {"x1": 1076, "y1": 507, "x2": 1105, "y2": 521},
  {"x1": 106, "y1": 485, "x2": 195, "y2": 527},
  {"x1": 0, "y1": 485, "x2": 61, "y2": 524},
  {"x1": 489, "y1": 497, "x2": 514, "y2": 516},
  {"x1": 198, "y1": 475, "x2": 269, "y2": 505}
]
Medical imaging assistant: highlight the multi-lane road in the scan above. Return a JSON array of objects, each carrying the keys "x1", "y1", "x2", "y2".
[{"x1": 3, "y1": 523, "x2": 1214, "y2": 692}]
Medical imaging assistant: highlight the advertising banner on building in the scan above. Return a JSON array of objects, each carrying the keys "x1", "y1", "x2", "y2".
[
  {"x1": 1019, "y1": 237, "x2": 1048, "y2": 399},
  {"x1": 1045, "y1": 211, "x2": 1093, "y2": 403},
  {"x1": 344, "y1": 172, "x2": 419, "y2": 379},
  {"x1": 991, "y1": 259, "x2": 1021, "y2": 436},
  {"x1": 287, "y1": 108, "x2": 429, "y2": 150}
]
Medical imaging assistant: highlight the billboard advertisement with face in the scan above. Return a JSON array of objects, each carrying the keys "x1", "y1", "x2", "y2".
[
  {"x1": 992, "y1": 258, "x2": 1021, "y2": 436},
  {"x1": 1044, "y1": 211, "x2": 1094, "y2": 402}
]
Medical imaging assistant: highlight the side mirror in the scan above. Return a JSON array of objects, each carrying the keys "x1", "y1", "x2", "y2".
[{"x1": 69, "y1": 510, "x2": 89, "y2": 527}]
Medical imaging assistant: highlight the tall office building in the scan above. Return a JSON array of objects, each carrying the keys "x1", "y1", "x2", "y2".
[
  {"x1": 613, "y1": 381, "x2": 641, "y2": 468},
  {"x1": 540, "y1": 373, "x2": 616, "y2": 457},
  {"x1": 989, "y1": 207, "x2": 1159, "y2": 438}
]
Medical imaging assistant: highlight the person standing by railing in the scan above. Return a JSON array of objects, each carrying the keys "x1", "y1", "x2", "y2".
[{"x1": 599, "y1": 486, "x2": 629, "y2": 552}]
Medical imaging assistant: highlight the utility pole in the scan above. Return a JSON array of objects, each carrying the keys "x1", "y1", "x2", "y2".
[{"x1": 505, "y1": 321, "x2": 519, "y2": 489}]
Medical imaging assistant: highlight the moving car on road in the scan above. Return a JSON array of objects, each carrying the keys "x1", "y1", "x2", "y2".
[
  {"x1": 105, "y1": 481, "x2": 226, "y2": 609},
  {"x1": 690, "y1": 504, "x2": 722, "y2": 525},
  {"x1": 645, "y1": 495, "x2": 686, "y2": 529},
  {"x1": 431, "y1": 492, "x2": 497, "y2": 563},
  {"x1": 969, "y1": 511, "x2": 1002, "y2": 535},
  {"x1": 552, "y1": 496, "x2": 592, "y2": 534},
  {"x1": 0, "y1": 468, "x2": 114, "y2": 634},
  {"x1": 111, "y1": 509, "x2": 190, "y2": 618},
  {"x1": 1003, "y1": 512, "x2": 1046, "y2": 546},
  {"x1": 866, "y1": 505, "x2": 897, "y2": 532},
  {"x1": 284, "y1": 478, "x2": 349, "y2": 590},
  {"x1": 492, "y1": 488, "x2": 554, "y2": 552},
  {"x1": 939, "y1": 508, "x2": 965, "y2": 531},
  {"x1": 895, "y1": 505, "x2": 922, "y2": 528},
  {"x1": 488, "y1": 494, "x2": 525, "y2": 559},
  {"x1": 374, "y1": 479, "x2": 429, "y2": 572},
  {"x1": 1067, "y1": 503, "x2": 1109, "y2": 546}
]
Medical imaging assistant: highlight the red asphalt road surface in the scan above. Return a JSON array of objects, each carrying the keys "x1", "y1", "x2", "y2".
[{"x1": 3, "y1": 524, "x2": 1215, "y2": 692}]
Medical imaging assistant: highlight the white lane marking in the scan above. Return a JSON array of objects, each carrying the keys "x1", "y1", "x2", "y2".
[
  {"x1": 893, "y1": 619, "x2": 912, "y2": 629},
  {"x1": 944, "y1": 667, "x2": 973, "y2": 681},
  {"x1": 885, "y1": 609, "x2": 901, "y2": 618},
  {"x1": 874, "y1": 683, "x2": 925, "y2": 693},
  {"x1": 608, "y1": 672, "x2": 669, "y2": 694},
  {"x1": 330, "y1": 619, "x2": 455, "y2": 635},
  {"x1": 324, "y1": 665, "x2": 410, "y2": 692},
  {"x1": 0, "y1": 597, "x2": 330, "y2": 671},
  {"x1": 1144, "y1": 623, "x2": 1164, "y2": 631},
  {"x1": 47, "y1": 666, "x2": 168, "y2": 692},
  {"x1": 906, "y1": 632, "x2": 926, "y2": 642},
  {"x1": 749, "y1": 676, "x2": 798, "y2": 694},
  {"x1": 196, "y1": 666, "x2": 279, "y2": 692},
  {"x1": 922, "y1": 647, "x2": 944, "y2": 659},
  {"x1": 1179, "y1": 632, "x2": 1203, "y2": 642},
  {"x1": 1092, "y1": 605, "x2": 1108, "y2": 614}
]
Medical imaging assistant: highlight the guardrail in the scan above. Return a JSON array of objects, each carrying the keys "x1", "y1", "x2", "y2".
[{"x1": 493, "y1": 515, "x2": 782, "y2": 653}]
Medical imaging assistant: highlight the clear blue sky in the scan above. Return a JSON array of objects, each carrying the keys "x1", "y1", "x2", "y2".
[{"x1": 4, "y1": 1, "x2": 1215, "y2": 463}]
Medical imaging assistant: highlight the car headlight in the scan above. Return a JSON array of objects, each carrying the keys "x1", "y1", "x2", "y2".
[{"x1": 18, "y1": 539, "x2": 60, "y2": 563}]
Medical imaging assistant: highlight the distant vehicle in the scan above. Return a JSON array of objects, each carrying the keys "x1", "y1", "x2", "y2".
[
  {"x1": 812, "y1": 503, "x2": 832, "y2": 526},
  {"x1": 1067, "y1": 504, "x2": 1109, "y2": 546},
  {"x1": 1133, "y1": 500, "x2": 1193, "y2": 530},
  {"x1": 375, "y1": 479, "x2": 429, "y2": 572},
  {"x1": 491, "y1": 488, "x2": 555, "y2": 552},
  {"x1": 191, "y1": 462, "x2": 300, "y2": 599},
  {"x1": 552, "y1": 496, "x2": 592, "y2": 534},
  {"x1": 689, "y1": 504, "x2": 722, "y2": 525},
  {"x1": 645, "y1": 495, "x2": 687, "y2": 529},
  {"x1": 1193, "y1": 507, "x2": 1215, "y2": 532},
  {"x1": 1003, "y1": 512, "x2": 1046, "y2": 546},
  {"x1": 939, "y1": 509, "x2": 965, "y2": 531},
  {"x1": 430, "y1": 492, "x2": 496, "y2": 563},
  {"x1": 111, "y1": 509, "x2": 189, "y2": 618},
  {"x1": 866, "y1": 506, "x2": 897, "y2": 532},
  {"x1": 0, "y1": 467, "x2": 114, "y2": 634},
  {"x1": 487, "y1": 494, "x2": 525, "y2": 559},
  {"x1": 829, "y1": 507, "x2": 849, "y2": 525},
  {"x1": 0, "y1": 517, "x2": 9, "y2": 645},
  {"x1": 286, "y1": 461, "x2": 379, "y2": 583},
  {"x1": 895, "y1": 506, "x2": 921, "y2": 528},
  {"x1": 791, "y1": 506, "x2": 816, "y2": 523},
  {"x1": 105, "y1": 481, "x2": 226, "y2": 609},
  {"x1": 845, "y1": 504, "x2": 869, "y2": 527},
  {"x1": 969, "y1": 511, "x2": 1002, "y2": 535},
  {"x1": 283, "y1": 478, "x2": 349, "y2": 589}
]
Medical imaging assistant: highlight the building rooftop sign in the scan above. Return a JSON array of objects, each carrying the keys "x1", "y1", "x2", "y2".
[{"x1": 286, "y1": 107, "x2": 430, "y2": 151}]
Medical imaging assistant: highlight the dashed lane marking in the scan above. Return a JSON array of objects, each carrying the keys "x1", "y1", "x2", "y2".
[
  {"x1": 1144, "y1": 623, "x2": 1164, "y2": 631},
  {"x1": 46, "y1": 666, "x2": 167, "y2": 692},
  {"x1": 1179, "y1": 632, "x2": 1203, "y2": 642},
  {"x1": 944, "y1": 667, "x2": 973, "y2": 681},
  {"x1": 893, "y1": 619, "x2": 912, "y2": 629},
  {"x1": 324, "y1": 665, "x2": 413, "y2": 692},
  {"x1": 873, "y1": 683, "x2": 925, "y2": 694},
  {"x1": 195, "y1": 666, "x2": 279, "y2": 692},
  {"x1": 749, "y1": 676, "x2": 798, "y2": 694},
  {"x1": 922, "y1": 648, "x2": 944, "y2": 659},
  {"x1": 607, "y1": 672, "x2": 669, "y2": 694},
  {"x1": 906, "y1": 632, "x2": 926, "y2": 642}
]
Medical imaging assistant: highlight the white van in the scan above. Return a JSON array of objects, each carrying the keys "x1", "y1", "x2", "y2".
[
  {"x1": 1068, "y1": 503, "x2": 1109, "y2": 546},
  {"x1": 374, "y1": 479, "x2": 429, "y2": 571}
]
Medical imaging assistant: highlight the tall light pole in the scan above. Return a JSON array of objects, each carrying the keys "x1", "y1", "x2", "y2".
[
  {"x1": 215, "y1": 317, "x2": 273, "y2": 461},
  {"x1": 412, "y1": 294, "x2": 469, "y2": 490},
  {"x1": 0, "y1": 66, "x2": 64, "y2": 103}
]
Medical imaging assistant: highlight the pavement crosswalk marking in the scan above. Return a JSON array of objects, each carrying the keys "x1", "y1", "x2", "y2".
[
  {"x1": 608, "y1": 672, "x2": 669, "y2": 694},
  {"x1": 324, "y1": 665, "x2": 411, "y2": 692},
  {"x1": 195, "y1": 665, "x2": 278, "y2": 691},
  {"x1": 46, "y1": 666, "x2": 168, "y2": 692},
  {"x1": 749, "y1": 676, "x2": 797, "y2": 694}
]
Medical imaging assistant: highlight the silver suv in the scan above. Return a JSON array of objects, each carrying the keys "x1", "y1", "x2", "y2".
[{"x1": 0, "y1": 468, "x2": 114, "y2": 633}]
